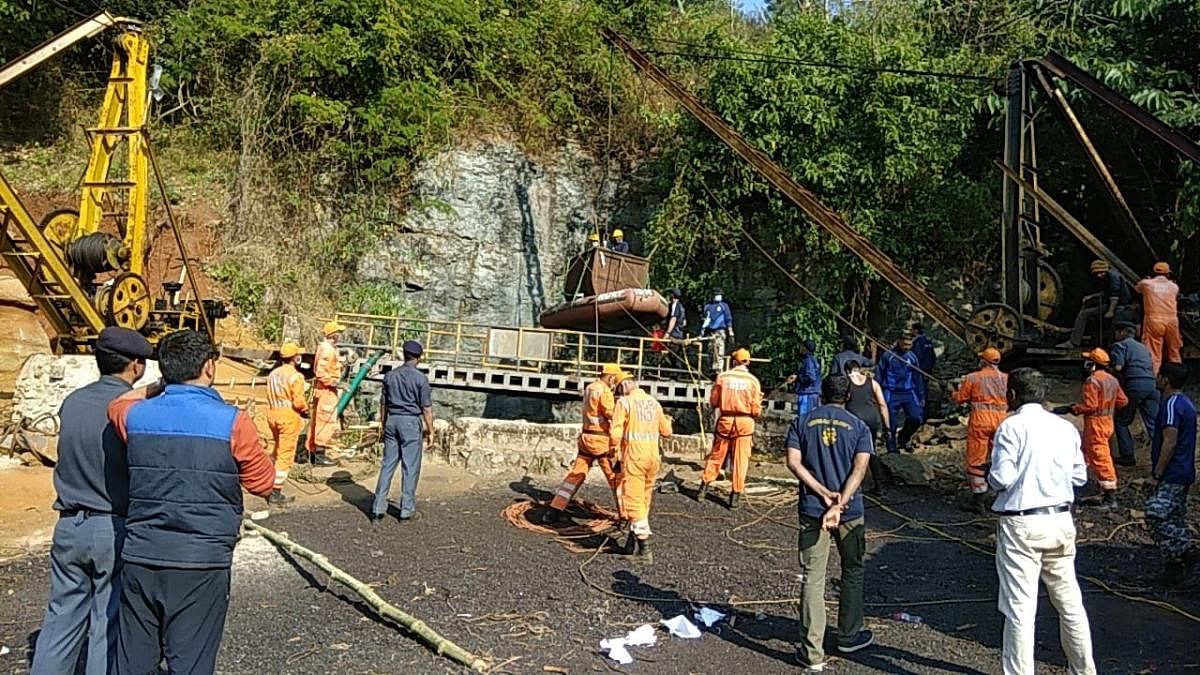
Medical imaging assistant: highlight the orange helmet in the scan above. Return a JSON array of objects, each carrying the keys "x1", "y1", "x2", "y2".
[
  {"x1": 978, "y1": 347, "x2": 1002, "y2": 365},
  {"x1": 1081, "y1": 347, "x2": 1110, "y2": 367}
]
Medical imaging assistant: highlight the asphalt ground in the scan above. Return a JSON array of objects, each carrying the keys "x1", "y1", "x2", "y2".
[{"x1": 1, "y1": 472, "x2": 1198, "y2": 674}]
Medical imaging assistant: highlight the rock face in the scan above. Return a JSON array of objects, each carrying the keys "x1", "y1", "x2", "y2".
[
  {"x1": 358, "y1": 140, "x2": 659, "y2": 327},
  {"x1": 0, "y1": 270, "x2": 51, "y2": 396},
  {"x1": 12, "y1": 355, "x2": 161, "y2": 432}
]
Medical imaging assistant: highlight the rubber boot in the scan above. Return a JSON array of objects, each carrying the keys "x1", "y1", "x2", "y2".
[
  {"x1": 728, "y1": 492, "x2": 741, "y2": 510},
  {"x1": 623, "y1": 533, "x2": 638, "y2": 556},
  {"x1": 540, "y1": 508, "x2": 561, "y2": 525},
  {"x1": 310, "y1": 449, "x2": 338, "y2": 467},
  {"x1": 695, "y1": 482, "x2": 709, "y2": 506},
  {"x1": 294, "y1": 446, "x2": 309, "y2": 465},
  {"x1": 635, "y1": 538, "x2": 653, "y2": 565},
  {"x1": 1095, "y1": 490, "x2": 1118, "y2": 511}
]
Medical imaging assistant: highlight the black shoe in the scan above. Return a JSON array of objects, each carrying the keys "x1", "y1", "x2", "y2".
[
  {"x1": 695, "y1": 482, "x2": 709, "y2": 505},
  {"x1": 399, "y1": 511, "x2": 421, "y2": 522},
  {"x1": 369, "y1": 513, "x2": 385, "y2": 525},
  {"x1": 1116, "y1": 455, "x2": 1137, "y2": 467},
  {"x1": 728, "y1": 492, "x2": 741, "y2": 510},
  {"x1": 1096, "y1": 491, "x2": 1118, "y2": 510},
  {"x1": 267, "y1": 489, "x2": 293, "y2": 506},
  {"x1": 1159, "y1": 561, "x2": 1190, "y2": 587},
  {"x1": 310, "y1": 451, "x2": 338, "y2": 468},
  {"x1": 540, "y1": 508, "x2": 561, "y2": 525},
  {"x1": 294, "y1": 450, "x2": 309, "y2": 465},
  {"x1": 837, "y1": 629, "x2": 874, "y2": 654}
]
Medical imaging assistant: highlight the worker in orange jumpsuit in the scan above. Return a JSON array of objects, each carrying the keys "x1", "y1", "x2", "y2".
[
  {"x1": 542, "y1": 363, "x2": 625, "y2": 525},
  {"x1": 304, "y1": 320, "x2": 344, "y2": 467},
  {"x1": 1053, "y1": 348, "x2": 1128, "y2": 509},
  {"x1": 610, "y1": 375, "x2": 673, "y2": 563},
  {"x1": 696, "y1": 347, "x2": 762, "y2": 510},
  {"x1": 951, "y1": 347, "x2": 1008, "y2": 513},
  {"x1": 266, "y1": 342, "x2": 309, "y2": 505},
  {"x1": 1136, "y1": 261, "x2": 1182, "y2": 375}
]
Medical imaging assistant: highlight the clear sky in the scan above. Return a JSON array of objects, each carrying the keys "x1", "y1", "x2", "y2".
[{"x1": 735, "y1": 0, "x2": 768, "y2": 15}]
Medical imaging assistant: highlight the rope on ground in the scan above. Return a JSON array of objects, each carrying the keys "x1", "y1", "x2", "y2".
[
  {"x1": 243, "y1": 521, "x2": 492, "y2": 673},
  {"x1": 502, "y1": 500, "x2": 621, "y2": 553}
]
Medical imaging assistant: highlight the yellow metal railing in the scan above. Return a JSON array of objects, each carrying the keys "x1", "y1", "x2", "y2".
[{"x1": 332, "y1": 312, "x2": 712, "y2": 383}]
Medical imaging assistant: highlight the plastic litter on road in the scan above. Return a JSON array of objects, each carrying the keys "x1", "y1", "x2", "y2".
[
  {"x1": 695, "y1": 606, "x2": 726, "y2": 627},
  {"x1": 661, "y1": 615, "x2": 702, "y2": 639}
]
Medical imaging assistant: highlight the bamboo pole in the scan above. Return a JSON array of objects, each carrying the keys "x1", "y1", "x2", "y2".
[{"x1": 242, "y1": 521, "x2": 491, "y2": 673}]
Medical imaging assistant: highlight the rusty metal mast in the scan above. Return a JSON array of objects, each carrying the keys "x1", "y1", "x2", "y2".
[{"x1": 600, "y1": 27, "x2": 968, "y2": 340}]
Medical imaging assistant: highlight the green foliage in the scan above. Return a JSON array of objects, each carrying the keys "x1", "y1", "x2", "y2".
[
  {"x1": 208, "y1": 260, "x2": 267, "y2": 314},
  {"x1": 752, "y1": 304, "x2": 839, "y2": 382},
  {"x1": 338, "y1": 282, "x2": 423, "y2": 319}
]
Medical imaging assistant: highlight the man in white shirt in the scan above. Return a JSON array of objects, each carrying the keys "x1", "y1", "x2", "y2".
[{"x1": 988, "y1": 367, "x2": 1096, "y2": 675}]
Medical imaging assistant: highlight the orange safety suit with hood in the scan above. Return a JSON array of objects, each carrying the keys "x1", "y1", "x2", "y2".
[
  {"x1": 267, "y1": 344, "x2": 309, "y2": 489},
  {"x1": 306, "y1": 324, "x2": 344, "y2": 455},
  {"x1": 610, "y1": 382, "x2": 672, "y2": 542},
  {"x1": 1072, "y1": 350, "x2": 1128, "y2": 492},
  {"x1": 549, "y1": 366, "x2": 623, "y2": 513},
  {"x1": 701, "y1": 354, "x2": 762, "y2": 497},
  {"x1": 951, "y1": 348, "x2": 1008, "y2": 495},
  {"x1": 1136, "y1": 263, "x2": 1182, "y2": 375}
]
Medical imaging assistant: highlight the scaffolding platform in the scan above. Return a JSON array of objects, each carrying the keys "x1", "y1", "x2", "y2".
[{"x1": 334, "y1": 312, "x2": 795, "y2": 417}]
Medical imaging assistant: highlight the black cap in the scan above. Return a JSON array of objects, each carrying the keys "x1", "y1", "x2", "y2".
[
  {"x1": 96, "y1": 327, "x2": 153, "y2": 359},
  {"x1": 402, "y1": 340, "x2": 424, "y2": 357},
  {"x1": 670, "y1": 288, "x2": 682, "y2": 298},
  {"x1": 1114, "y1": 321, "x2": 1137, "y2": 331}
]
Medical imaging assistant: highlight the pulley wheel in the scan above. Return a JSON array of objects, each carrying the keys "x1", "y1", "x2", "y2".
[
  {"x1": 103, "y1": 272, "x2": 151, "y2": 331},
  {"x1": 1037, "y1": 261, "x2": 1063, "y2": 322},
  {"x1": 965, "y1": 303, "x2": 1022, "y2": 356},
  {"x1": 40, "y1": 208, "x2": 79, "y2": 255}
]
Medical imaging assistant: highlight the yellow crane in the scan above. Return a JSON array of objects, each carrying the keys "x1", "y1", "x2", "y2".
[{"x1": 0, "y1": 11, "x2": 223, "y2": 353}]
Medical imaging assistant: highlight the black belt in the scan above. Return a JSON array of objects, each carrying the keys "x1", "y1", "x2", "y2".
[
  {"x1": 59, "y1": 509, "x2": 115, "y2": 519},
  {"x1": 999, "y1": 503, "x2": 1071, "y2": 517},
  {"x1": 386, "y1": 409, "x2": 422, "y2": 416}
]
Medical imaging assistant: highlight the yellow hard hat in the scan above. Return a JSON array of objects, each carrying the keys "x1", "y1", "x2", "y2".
[
  {"x1": 1081, "y1": 347, "x2": 1110, "y2": 367},
  {"x1": 613, "y1": 229, "x2": 624, "y2": 238},
  {"x1": 322, "y1": 320, "x2": 347, "y2": 336},
  {"x1": 1153, "y1": 261, "x2": 1172, "y2": 275},
  {"x1": 732, "y1": 348, "x2": 751, "y2": 363},
  {"x1": 978, "y1": 347, "x2": 1001, "y2": 364},
  {"x1": 616, "y1": 371, "x2": 634, "y2": 385},
  {"x1": 1090, "y1": 259, "x2": 1109, "y2": 274},
  {"x1": 588, "y1": 232, "x2": 600, "y2": 242},
  {"x1": 279, "y1": 342, "x2": 303, "y2": 359},
  {"x1": 601, "y1": 363, "x2": 624, "y2": 377}
]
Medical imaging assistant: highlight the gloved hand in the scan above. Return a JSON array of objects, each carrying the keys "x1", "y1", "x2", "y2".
[{"x1": 1050, "y1": 405, "x2": 1073, "y2": 415}]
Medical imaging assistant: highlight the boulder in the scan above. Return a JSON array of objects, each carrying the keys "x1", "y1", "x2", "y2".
[{"x1": 880, "y1": 452, "x2": 936, "y2": 486}]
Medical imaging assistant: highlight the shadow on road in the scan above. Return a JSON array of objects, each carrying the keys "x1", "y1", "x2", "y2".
[
  {"x1": 508, "y1": 476, "x2": 553, "y2": 503},
  {"x1": 326, "y1": 470, "x2": 378, "y2": 520}
]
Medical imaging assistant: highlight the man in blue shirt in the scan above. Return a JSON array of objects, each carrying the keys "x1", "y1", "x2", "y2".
[
  {"x1": 831, "y1": 336, "x2": 872, "y2": 376},
  {"x1": 786, "y1": 375, "x2": 874, "y2": 671},
  {"x1": 875, "y1": 336, "x2": 924, "y2": 453},
  {"x1": 787, "y1": 339, "x2": 822, "y2": 415},
  {"x1": 911, "y1": 324, "x2": 936, "y2": 405},
  {"x1": 374, "y1": 340, "x2": 435, "y2": 523},
  {"x1": 665, "y1": 288, "x2": 687, "y2": 340},
  {"x1": 1146, "y1": 361, "x2": 1198, "y2": 585},
  {"x1": 1110, "y1": 322, "x2": 1159, "y2": 467},
  {"x1": 700, "y1": 290, "x2": 734, "y2": 372}
]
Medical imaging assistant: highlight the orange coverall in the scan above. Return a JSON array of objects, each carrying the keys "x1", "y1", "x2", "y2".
[
  {"x1": 701, "y1": 366, "x2": 762, "y2": 493},
  {"x1": 306, "y1": 340, "x2": 342, "y2": 453},
  {"x1": 267, "y1": 363, "x2": 309, "y2": 488},
  {"x1": 1136, "y1": 276, "x2": 1182, "y2": 374},
  {"x1": 1072, "y1": 370, "x2": 1128, "y2": 491},
  {"x1": 610, "y1": 389, "x2": 673, "y2": 541},
  {"x1": 951, "y1": 366, "x2": 1008, "y2": 494},
  {"x1": 549, "y1": 379, "x2": 621, "y2": 512}
]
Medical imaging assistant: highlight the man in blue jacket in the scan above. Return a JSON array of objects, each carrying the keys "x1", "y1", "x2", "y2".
[
  {"x1": 787, "y1": 339, "x2": 822, "y2": 415},
  {"x1": 911, "y1": 324, "x2": 936, "y2": 404},
  {"x1": 876, "y1": 336, "x2": 924, "y2": 453},
  {"x1": 701, "y1": 290, "x2": 734, "y2": 372}
]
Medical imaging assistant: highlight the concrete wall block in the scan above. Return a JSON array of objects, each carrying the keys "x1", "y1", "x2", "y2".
[{"x1": 13, "y1": 355, "x2": 161, "y2": 433}]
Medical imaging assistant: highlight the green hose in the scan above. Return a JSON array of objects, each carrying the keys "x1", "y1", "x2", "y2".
[{"x1": 336, "y1": 351, "x2": 384, "y2": 417}]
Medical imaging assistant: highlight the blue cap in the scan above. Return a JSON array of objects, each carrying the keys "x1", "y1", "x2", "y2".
[
  {"x1": 96, "y1": 327, "x2": 153, "y2": 359},
  {"x1": 402, "y1": 340, "x2": 424, "y2": 357}
]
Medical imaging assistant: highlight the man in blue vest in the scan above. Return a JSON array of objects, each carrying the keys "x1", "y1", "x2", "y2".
[
  {"x1": 701, "y1": 290, "x2": 734, "y2": 372},
  {"x1": 787, "y1": 339, "x2": 822, "y2": 416},
  {"x1": 107, "y1": 330, "x2": 275, "y2": 674},
  {"x1": 31, "y1": 327, "x2": 152, "y2": 675},
  {"x1": 876, "y1": 336, "x2": 924, "y2": 453}
]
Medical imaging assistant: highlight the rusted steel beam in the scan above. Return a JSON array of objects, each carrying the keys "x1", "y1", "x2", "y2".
[
  {"x1": 1029, "y1": 64, "x2": 1158, "y2": 263},
  {"x1": 1037, "y1": 51, "x2": 1200, "y2": 167},
  {"x1": 996, "y1": 160, "x2": 1200, "y2": 345},
  {"x1": 600, "y1": 27, "x2": 967, "y2": 339}
]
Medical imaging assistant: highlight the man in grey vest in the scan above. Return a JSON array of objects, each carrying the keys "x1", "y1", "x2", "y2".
[
  {"x1": 31, "y1": 327, "x2": 152, "y2": 675},
  {"x1": 1110, "y1": 321, "x2": 1159, "y2": 467}
]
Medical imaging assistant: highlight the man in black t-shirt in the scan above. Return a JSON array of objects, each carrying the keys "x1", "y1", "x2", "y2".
[{"x1": 785, "y1": 375, "x2": 875, "y2": 671}]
